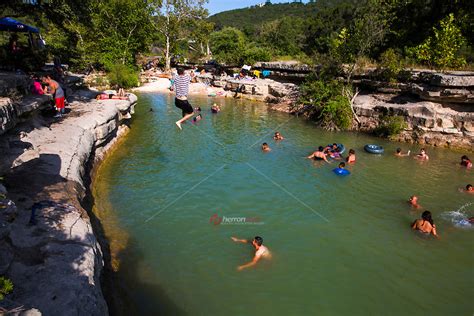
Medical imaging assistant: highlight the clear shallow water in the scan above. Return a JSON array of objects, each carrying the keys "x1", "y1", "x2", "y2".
[{"x1": 93, "y1": 93, "x2": 473, "y2": 315}]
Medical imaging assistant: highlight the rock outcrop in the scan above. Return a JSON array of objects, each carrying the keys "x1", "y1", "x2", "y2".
[
  {"x1": 0, "y1": 90, "x2": 137, "y2": 315},
  {"x1": 353, "y1": 94, "x2": 474, "y2": 151}
]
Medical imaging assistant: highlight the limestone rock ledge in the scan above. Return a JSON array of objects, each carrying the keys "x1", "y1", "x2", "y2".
[
  {"x1": 0, "y1": 91, "x2": 137, "y2": 315},
  {"x1": 353, "y1": 94, "x2": 474, "y2": 151}
]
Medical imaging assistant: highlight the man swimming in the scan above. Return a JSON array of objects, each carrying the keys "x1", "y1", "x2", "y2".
[
  {"x1": 231, "y1": 236, "x2": 271, "y2": 271},
  {"x1": 273, "y1": 131, "x2": 284, "y2": 140},
  {"x1": 262, "y1": 143, "x2": 271, "y2": 152},
  {"x1": 395, "y1": 148, "x2": 410, "y2": 156},
  {"x1": 415, "y1": 148, "x2": 429, "y2": 160},
  {"x1": 307, "y1": 146, "x2": 329, "y2": 163},
  {"x1": 411, "y1": 210, "x2": 439, "y2": 238},
  {"x1": 408, "y1": 195, "x2": 421, "y2": 209}
]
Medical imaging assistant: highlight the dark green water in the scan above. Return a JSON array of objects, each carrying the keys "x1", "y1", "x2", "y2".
[{"x1": 94, "y1": 93, "x2": 473, "y2": 315}]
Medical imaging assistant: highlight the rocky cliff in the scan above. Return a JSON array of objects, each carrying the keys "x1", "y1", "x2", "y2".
[{"x1": 0, "y1": 90, "x2": 137, "y2": 315}]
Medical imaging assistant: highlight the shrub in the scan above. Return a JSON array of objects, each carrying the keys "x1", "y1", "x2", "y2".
[
  {"x1": 0, "y1": 277, "x2": 13, "y2": 300},
  {"x1": 375, "y1": 115, "x2": 407, "y2": 137},
  {"x1": 241, "y1": 46, "x2": 272, "y2": 65},
  {"x1": 297, "y1": 78, "x2": 353, "y2": 130},
  {"x1": 378, "y1": 48, "x2": 403, "y2": 82},
  {"x1": 107, "y1": 63, "x2": 139, "y2": 89},
  {"x1": 407, "y1": 13, "x2": 467, "y2": 70}
]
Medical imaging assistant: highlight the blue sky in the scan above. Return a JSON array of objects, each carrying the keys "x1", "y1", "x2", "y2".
[{"x1": 206, "y1": 0, "x2": 309, "y2": 16}]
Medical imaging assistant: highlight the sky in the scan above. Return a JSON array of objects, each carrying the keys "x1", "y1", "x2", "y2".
[{"x1": 205, "y1": 0, "x2": 309, "y2": 16}]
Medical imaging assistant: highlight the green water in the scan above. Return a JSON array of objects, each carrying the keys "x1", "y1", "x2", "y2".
[{"x1": 94, "y1": 93, "x2": 473, "y2": 315}]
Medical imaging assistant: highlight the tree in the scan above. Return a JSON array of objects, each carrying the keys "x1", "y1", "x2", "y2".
[
  {"x1": 153, "y1": 0, "x2": 208, "y2": 71},
  {"x1": 258, "y1": 16, "x2": 306, "y2": 56},
  {"x1": 90, "y1": 0, "x2": 154, "y2": 69},
  {"x1": 209, "y1": 27, "x2": 246, "y2": 65},
  {"x1": 408, "y1": 13, "x2": 466, "y2": 70}
]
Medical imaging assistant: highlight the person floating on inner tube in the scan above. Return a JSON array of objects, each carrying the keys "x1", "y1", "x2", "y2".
[
  {"x1": 395, "y1": 148, "x2": 410, "y2": 157},
  {"x1": 346, "y1": 149, "x2": 356, "y2": 163},
  {"x1": 324, "y1": 143, "x2": 339, "y2": 154},
  {"x1": 415, "y1": 148, "x2": 429, "y2": 160},
  {"x1": 307, "y1": 146, "x2": 329, "y2": 163},
  {"x1": 333, "y1": 162, "x2": 350, "y2": 175}
]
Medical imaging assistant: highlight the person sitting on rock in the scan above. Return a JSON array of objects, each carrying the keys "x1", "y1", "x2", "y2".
[{"x1": 460, "y1": 155, "x2": 472, "y2": 168}]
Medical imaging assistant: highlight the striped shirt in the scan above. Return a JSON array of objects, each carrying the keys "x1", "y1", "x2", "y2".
[{"x1": 173, "y1": 74, "x2": 191, "y2": 98}]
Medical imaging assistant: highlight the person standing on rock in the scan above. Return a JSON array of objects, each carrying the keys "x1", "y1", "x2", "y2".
[
  {"x1": 43, "y1": 75, "x2": 65, "y2": 118},
  {"x1": 173, "y1": 68, "x2": 194, "y2": 130}
]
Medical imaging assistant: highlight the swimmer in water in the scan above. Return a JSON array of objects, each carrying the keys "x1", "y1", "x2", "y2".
[
  {"x1": 346, "y1": 149, "x2": 356, "y2": 163},
  {"x1": 460, "y1": 155, "x2": 472, "y2": 168},
  {"x1": 395, "y1": 148, "x2": 410, "y2": 156},
  {"x1": 211, "y1": 103, "x2": 221, "y2": 113},
  {"x1": 307, "y1": 146, "x2": 329, "y2": 163},
  {"x1": 231, "y1": 236, "x2": 271, "y2": 271},
  {"x1": 408, "y1": 195, "x2": 421, "y2": 209},
  {"x1": 411, "y1": 210, "x2": 439, "y2": 238},
  {"x1": 273, "y1": 131, "x2": 284, "y2": 140},
  {"x1": 193, "y1": 114, "x2": 202, "y2": 122},
  {"x1": 415, "y1": 148, "x2": 429, "y2": 160},
  {"x1": 464, "y1": 184, "x2": 474, "y2": 194},
  {"x1": 262, "y1": 142, "x2": 271, "y2": 152},
  {"x1": 194, "y1": 106, "x2": 202, "y2": 112}
]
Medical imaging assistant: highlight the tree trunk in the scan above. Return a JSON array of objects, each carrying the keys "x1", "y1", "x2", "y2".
[{"x1": 165, "y1": 34, "x2": 171, "y2": 71}]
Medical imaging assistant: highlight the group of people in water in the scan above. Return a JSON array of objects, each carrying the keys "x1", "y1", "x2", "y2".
[{"x1": 171, "y1": 68, "x2": 472, "y2": 269}]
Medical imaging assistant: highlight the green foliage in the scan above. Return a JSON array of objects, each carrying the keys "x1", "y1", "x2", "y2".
[
  {"x1": 298, "y1": 78, "x2": 353, "y2": 130},
  {"x1": 209, "y1": 27, "x2": 246, "y2": 64},
  {"x1": 375, "y1": 115, "x2": 407, "y2": 137},
  {"x1": 107, "y1": 64, "x2": 139, "y2": 89},
  {"x1": 378, "y1": 48, "x2": 403, "y2": 82},
  {"x1": 258, "y1": 17, "x2": 306, "y2": 56},
  {"x1": 241, "y1": 46, "x2": 272, "y2": 65},
  {"x1": 407, "y1": 13, "x2": 466, "y2": 70},
  {"x1": 0, "y1": 277, "x2": 13, "y2": 301}
]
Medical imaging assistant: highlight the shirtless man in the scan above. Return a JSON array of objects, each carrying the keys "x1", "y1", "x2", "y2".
[
  {"x1": 273, "y1": 131, "x2": 284, "y2": 141},
  {"x1": 307, "y1": 146, "x2": 329, "y2": 163},
  {"x1": 411, "y1": 211, "x2": 439, "y2": 238},
  {"x1": 231, "y1": 236, "x2": 271, "y2": 271},
  {"x1": 415, "y1": 148, "x2": 429, "y2": 160},
  {"x1": 408, "y1": 195, "x2": 421, "y2": 209},
  {"x1": 395, "y1": 148, "x2": 410, "y2": 157},
  {"x1": 262, "y1": 143, "x2": 271, "y2": 152}
]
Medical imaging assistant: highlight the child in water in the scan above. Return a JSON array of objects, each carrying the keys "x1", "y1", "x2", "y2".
[
  {"x1": 333, "y1": 162, "x2": 350, "y2": 175},
  {"x1": 408, "y1": 195, "x2": 421, "y2": 209},
  {"x1": 395, "y1": 148, "x2": 410, "y2": 156},
  {"x1": 415, "y1": 148, "x2": 429, "y2": 160},
  {"x1": 193, "y1": 114, "x2": 202, "y2": 123},
  {"x1": 211, "y1": 103, "x2": 221, "y2": 113},
  {"x1": 261, "y1": 143, "x2": 271, "y2": 152},
  {"x1": 460, "y1": 155, "x2": 472, "y2": 168},
  {"x1": 346, "y1": 149, "x2": 356, "y2": 163},
  {"x1": 273, "y1": 131, "x2": 284, "y2": 140}
]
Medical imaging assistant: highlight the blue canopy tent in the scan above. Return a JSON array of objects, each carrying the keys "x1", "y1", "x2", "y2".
[{"x1": 0, "y1": 17, "x2": 39, "y2": 33}]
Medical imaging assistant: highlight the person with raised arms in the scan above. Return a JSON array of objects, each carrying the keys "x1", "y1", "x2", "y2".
[
  {"x1": 173, "y1": 67, "x2": 194, "y2": 130},
  {"x1": 231, "y1": 236, "x2": 271, "y2": 271}
]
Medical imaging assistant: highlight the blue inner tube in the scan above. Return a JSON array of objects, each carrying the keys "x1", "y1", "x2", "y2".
[
  {"x1": 364, "y1": 144, "x2": 384, "y2": 154},
  {"x1": 333, "y1": 168, "x2": 350, "y2": 176}
]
